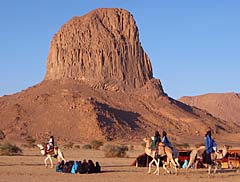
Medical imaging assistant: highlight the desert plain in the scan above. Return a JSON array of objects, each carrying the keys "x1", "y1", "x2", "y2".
[{"x1": 0, "y1": 142, "x2": 240, "y2": 182}]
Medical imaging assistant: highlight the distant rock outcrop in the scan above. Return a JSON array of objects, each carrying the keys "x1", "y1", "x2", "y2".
[
  {"x1": 45, "y1": 8, "x2": 156, "y2": 92},
  {"x1": 179, "y1": 93, "x2": 240, "y2": 126}
]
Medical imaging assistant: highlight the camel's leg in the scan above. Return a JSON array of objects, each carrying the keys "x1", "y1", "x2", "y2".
[
  {"x1": 59, "y1": 151, "x2": 66, "y2": 162},
  {"x1": 163, "y1": 162, "x2": 170, "y2": 174},
  {"x1": 208, "y1": 165, "x2": 213, "y2": 177},
  {"x1": 175, "y1": 158, "x2": 180, "y2": 168},
  {"x1": 170, "y1": 158, "x2": 178, "y2": 175},
  {"x1": 213, "y1": 162, "x2": 218, "y2": 174},
  {"x1": 49, "y1": 156, "x2": 53, "y2": 168},
  {"x1": 44, "y1": 157, "x2": 48, "y2": 168},
  {"x1": 153, "y1": 159, "x2": 160, "y2": 175},
  {"x1": 148, "y1": 159, "x2": 155, "y2": 174}
]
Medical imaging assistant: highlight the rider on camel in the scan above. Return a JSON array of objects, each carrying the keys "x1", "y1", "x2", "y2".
[
  {"x1": 161, "y1": 130, "x2": 173, "y2": 149},
  {"x1": 150, "y1": 131, "x2": 161, "y2": 150},
  {"x1": 47, "y1": 135, "x2": 55, "y2": 153},
  {"x1": 203, "y1": 128, "x2": 217, "y2": 165}
]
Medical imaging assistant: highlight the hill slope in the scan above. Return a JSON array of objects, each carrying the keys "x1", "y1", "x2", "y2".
[
  {"x1": 0, "y1": 8, "x2": 239, "y2": 144},
  {"x1": 179, "y1": 92, "x2": 240, "y2": 126}
]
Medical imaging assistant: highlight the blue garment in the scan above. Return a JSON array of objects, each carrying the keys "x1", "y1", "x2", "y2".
[
  {"x1": 162, "y1": 136, "x2": 172, "y2": 148},
  {"x1": 205, "y1": 135, "x2": 217, "y2": 154},
  {"x1": 56, "y1": 164, "x2": 62, "y2": 172},
  {"x1": 182, "y1": 160, "x2": 188, "y2": 168},
  {"x1": 71, "y1": 161, "x2": 78, "y2": 174}
]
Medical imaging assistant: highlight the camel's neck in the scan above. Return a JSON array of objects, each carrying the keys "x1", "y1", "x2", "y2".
[
  {"x1": 38, "y1": 145, "x2": 45, "y2": 155},
  {"x1": 222, "y1": 147, "x2": 228, "y2": 157},
  {"x1": 216, "y1": 147, "x2": 228, "y2": 159},
  {"x1": 158, "y1": 144, "x2": 166, "y2": 156},
  {"x1": 145, "y1": 141, "x2": 150, "y2": 149}
]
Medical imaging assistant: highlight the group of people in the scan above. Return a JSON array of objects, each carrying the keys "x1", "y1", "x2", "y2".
[
  {"x1": 150, "y1": 130, "x2": 173, "y2": 150},
  {"x1": 150, "y1": 128, "x2": 217, "y2": 165},
  {"x1": 47, "y1": 127, "x2": 218, "y2": 168},
  {"x1": 56, "y1": 159, "x2": 101, "y2": 174}
]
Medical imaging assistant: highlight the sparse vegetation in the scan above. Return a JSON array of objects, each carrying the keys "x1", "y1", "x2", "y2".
[
  {"x1": 90, "y1": 140, "x2": 103, "y2": 150},
  {"x1": 63, "y1": 142, "x2": 74, "y2": 149},
  {"x1": 128, "y1": 144, "x2": 134, "y2": 151},
  {"x1": 141, "y1": 142, "x2": 146, "y2": 148},
  {"x1": 103, "y1": 144, "x2": 128, "y2": 158},
  {"x1": 82, "y1": 144, "x2": 92, "y2": 150},
  {"x1": 0, "y1": 143, "x2": 22, "y2": 156},
  {"x1": 74, "y1": 145, "x2": 81, "y2": 149},
  {"x1": 25, "y1": 136, "x2": 36, "y2": 148}
]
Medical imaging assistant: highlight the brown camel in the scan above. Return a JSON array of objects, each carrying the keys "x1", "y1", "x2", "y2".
[
  {"x1": 143, "y1": 137, "x2": 178, "y2": 175},
  {"x1": 186, "y1": 145, "x2": 228, "y2": 177}
]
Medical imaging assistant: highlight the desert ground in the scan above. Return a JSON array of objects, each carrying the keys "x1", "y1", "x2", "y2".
[{"x1": 0, "y1": 143, "x2": 239, "y2": 182}]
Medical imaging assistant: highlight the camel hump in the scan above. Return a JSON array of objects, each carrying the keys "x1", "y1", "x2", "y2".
[
  {"x1": 159, "y1": 142, "x2": 165, "y2": 147},
  {"x1": 45, "y1": 148, "x2": 55, "y2": 155}
]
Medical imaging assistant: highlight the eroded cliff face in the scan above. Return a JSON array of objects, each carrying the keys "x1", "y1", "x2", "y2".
[
  {"x1": 45, "y1": 8, "x2": 155, "y2": 92},
  {"x1": 1, "y1": 8, "x2": 239, "y2": 144}
]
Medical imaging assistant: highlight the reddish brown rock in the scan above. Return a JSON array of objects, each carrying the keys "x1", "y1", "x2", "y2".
[
  {"x1": 0, "y1": 8, "x2": 239, "y2": 144},
  {"x1": 179, "y1": 93, "x2": 240, "y2": 125},
  {"x1": 45, "y1": 8, "x2": 155, "y2": 92}
]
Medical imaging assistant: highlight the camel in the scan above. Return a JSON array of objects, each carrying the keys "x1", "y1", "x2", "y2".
[
  {"x1": 186, "y1": 145, "x2": 229, "y2": 176},
  {"x1": 143, "y1": 137, "x2": 179, "y2": 175},
  {"x1": 37, "y1": 144, "x2": 66, "y2": 168}
]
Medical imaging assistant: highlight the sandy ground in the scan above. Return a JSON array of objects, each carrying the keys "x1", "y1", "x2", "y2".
[{"x1": 0, "y1": 145, "x2": 239, "y2": 182}]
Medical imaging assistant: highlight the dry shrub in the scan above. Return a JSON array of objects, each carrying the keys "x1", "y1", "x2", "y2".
[
  {"x1": 82, "y1": 144, "x2": 92, "y2": 150},
  {"x1": 0, "y1": 143, "x2": 22, "y2": 156},
  {"x1": 74, "y1": 145, "x2": 81, "y2": 149},
  {"x1": 141, "y1": 142, "x2": 146, "y2": 148},
  {"x1": 90, "y1": 140, "x2": 103, "y2": 150},
  {"x1": 63, "y1": 142, "x2": 74, "y2": 149},
  {"x1": 128, "y1": 144, "x2": 134, "y2": 151},
  {"x1": 25, "y1": 136, "x2": 36, "y2": 148},
  {"x1": 103, "y1": 144, "x2": 128, "y2": 158}
]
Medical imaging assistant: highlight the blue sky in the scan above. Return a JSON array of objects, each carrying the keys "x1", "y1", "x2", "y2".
[{"x1": 0, "y1": 0, "x2": 239, "y2": 99}]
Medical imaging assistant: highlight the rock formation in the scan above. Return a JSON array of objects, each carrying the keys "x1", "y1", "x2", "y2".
[
  {"x1": 45, "y1": 8, "x2": 157, "y2": 92},
  {"x1": 0, "y1": 8, "x2": 239, "y2": 144},
  {"x1": 179, "y1": 93, "x2": 240, "y2": 126}
]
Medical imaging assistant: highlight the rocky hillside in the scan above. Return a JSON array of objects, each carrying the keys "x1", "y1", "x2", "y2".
[
  {"x1": 0, "y1": 8, "x2": 239, "y2": 144},
  {"x1": 179, "y1": 93, "x2": 240, "y2": 126}
]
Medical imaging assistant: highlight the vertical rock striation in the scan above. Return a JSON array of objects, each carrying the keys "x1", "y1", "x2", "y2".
[{"x1": 45, "y1": 8, "x2": 156, "y2": 92}]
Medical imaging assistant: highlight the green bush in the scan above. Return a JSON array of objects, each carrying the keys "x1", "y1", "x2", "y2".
[
  {"x1": 82, "y1": 144, "x2": 92, "y2": 150},
  {"x1": 90, "y1": 140, "x2": 103, "y2": 150},
  {"x1": 103, "y1": 144, "x2": 128, "y2": 158},
  {"x1": 0, "y1": 143, "x2": 22, "y2": 156}
]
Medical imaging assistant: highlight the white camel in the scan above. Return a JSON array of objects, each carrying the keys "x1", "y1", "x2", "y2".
[
  {"x1": 143, "y1": 138, "x2": 179, "y2": 175},
  {"x1": 37, "y1": 144, "x2": 66, "y2": 168},
  {"x1": 186, "y1": 145, "x2": 228, "y2": 176}
]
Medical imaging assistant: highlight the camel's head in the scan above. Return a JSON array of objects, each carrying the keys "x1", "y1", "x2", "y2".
[
  {"x1": 143, "y1": 137, "x2": 152, "y2": 144},
  {"x1": 37, "y1": 144, "x2": 44, "y2": 149}
]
